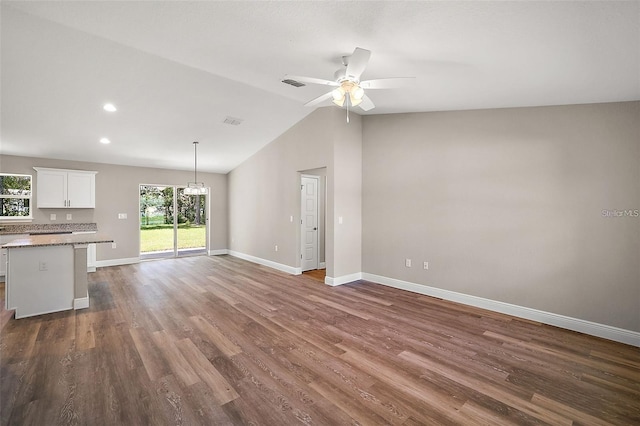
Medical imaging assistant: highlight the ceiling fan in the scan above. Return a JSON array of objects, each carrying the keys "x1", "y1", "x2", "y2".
[{"x1": 283, "y1": 47, "x2": 415, "y2": 119}]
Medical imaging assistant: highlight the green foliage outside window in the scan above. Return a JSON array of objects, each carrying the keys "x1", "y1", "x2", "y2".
[
  {"x1": 0, "y1": 174, "x2": 32, "y2": 219},
  {"x1": 140, "y1": 185, "x2": 206, "y2": 227}
]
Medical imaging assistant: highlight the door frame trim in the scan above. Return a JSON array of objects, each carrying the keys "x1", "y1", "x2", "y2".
[{"x1": 300, "y1": 174, "x2": 320, "y2": 272}]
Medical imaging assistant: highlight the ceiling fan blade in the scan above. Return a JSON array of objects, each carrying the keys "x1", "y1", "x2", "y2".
[
  {"x1": 283, "y1": 75, "x2": 338, "y2": 86},
  {"x1": 304, "y1": 91, "x2": 334, "y2": 107},
  {"x1": 345, "y1": 47, "x2": 371, "y2": 81},
  {"x1": 360, "y1": 77, "x2": 416, "y2": 89},
  {"x1": 358, "y1": 95, "x2": 375, "y2": 111}
]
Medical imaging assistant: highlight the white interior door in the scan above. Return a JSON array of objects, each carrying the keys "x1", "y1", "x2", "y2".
[{"x1": 301, "y1": 176, "x2": 319, "y2": 272}]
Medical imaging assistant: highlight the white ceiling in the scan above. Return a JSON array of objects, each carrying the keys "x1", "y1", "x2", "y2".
[{"x1": 1, "y1": 1, "x2": 638, "y2": 174}]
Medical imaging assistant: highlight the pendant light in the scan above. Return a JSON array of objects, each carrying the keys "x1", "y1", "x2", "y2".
[{"x1": 184, "y1": 141, "x2": 208, "y2": 195}]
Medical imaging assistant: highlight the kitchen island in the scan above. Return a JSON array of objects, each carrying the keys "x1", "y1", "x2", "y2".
[{"x1": 3, "y1": 232, "x2": 114, "y2": 319}]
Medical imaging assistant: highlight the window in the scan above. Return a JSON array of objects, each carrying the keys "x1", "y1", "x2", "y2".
[{"x1": 0, "y1": 173, "x2": 32, "y2": 220}]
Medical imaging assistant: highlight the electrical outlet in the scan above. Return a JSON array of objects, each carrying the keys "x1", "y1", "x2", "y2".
[
  {"x1": 423, "y1": 261, "x2": 429, "y2": 270},
  {"x1": 39, "y1": 261, "x2": 48, "y2": 271},
  {"x1": 50, "y1": 214, "x2": 57, "y2": 221},
  {"x1": 405, "y1": 258, "x2": 412, "y2": 267},
  {"x1": 111, "y1": 242, "x2": 117, "y2": 249},
  {"x1": 66, "y1": 213, "x2": 72, "y2": 220},
  {"x1": 118, "y1": 213, "x2": 127, "y2": 219}
]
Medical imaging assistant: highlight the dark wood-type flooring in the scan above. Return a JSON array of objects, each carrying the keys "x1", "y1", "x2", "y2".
[{"x1": 1, "y1": 255, "x2": 639, "y2": 425}]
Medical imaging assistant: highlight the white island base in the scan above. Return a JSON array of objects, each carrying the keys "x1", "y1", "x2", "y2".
[
  {"x1": 6, "y1": 244, "x2": 90, "y2": 319},
  {"x1": 3, "y1": 233, "x2": 113, "y2": 319}
]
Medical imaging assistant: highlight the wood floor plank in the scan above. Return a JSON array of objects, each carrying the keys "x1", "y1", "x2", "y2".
[
  {"x1": 175, "y1": 337, "x2": 239, "y2": 404},
  {"x1": 183, "y1": 381, "x2": 236, "y2": 426},
  {"x1": 1, "y1": 255, "x2": 638, "y2": 425},
  {"x1": 129, "y1": 327, "x2": 171, "y2": 381},
  {"x1": 189, "y1": 315, "x2": 242, "y2": 357},
  {"x1": 398, "y1": 350, "x2": 574, "y2": 425},
  {"x1": 459, "y1": 400, "x2": 522, "y2": 426},
  {"x1": 306, "y1": 294, "x2": 372, "y2": 320},
  {"x1": 337, "y1": 343, "x2": 470, "y2": 424},
  {"x1": 75, "y1": 311, "x2": 96, "y2": 351},
  {"x1": 530, "y1": 393, "x2": 615, "y2": 426},
  {"x1": 309, "y1": 377, "x2": 407, "y2": 425},
  {"x1": 151, "y1": 330, "x2": 201, "y2": 387}
]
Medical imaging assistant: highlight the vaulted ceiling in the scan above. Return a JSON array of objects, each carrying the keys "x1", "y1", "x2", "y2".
[{"x1": 1, "y1": 1, "x2": 638, "y2": 173}]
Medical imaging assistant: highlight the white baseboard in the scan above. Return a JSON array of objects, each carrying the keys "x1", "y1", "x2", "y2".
[
  {"x1": 325, "y1": 272, "x2": 362, "y2": 286},
  {"x1": 361, "y1": 273, "x2": 640, "y2": 347},
  {"x1": 73, "y1": 296, "x2": 89, "y2": 310},
  {"x1": 95, "y1": 257, "x2": 140, "y2": 268},
  {"x1": 228, "y1": 250, "x2": 302, "y2": 275},
  {"x1": 209, "y1": 249, "x2": 229, "y2": 256}
]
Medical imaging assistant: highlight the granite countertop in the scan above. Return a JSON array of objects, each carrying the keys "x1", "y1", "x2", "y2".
[
  {"x1": 2, "y1": 232, "x2": 114, "y2": 249},
  {"x1": 0, "y1": 223, "x2": 98, "y2": 235}
]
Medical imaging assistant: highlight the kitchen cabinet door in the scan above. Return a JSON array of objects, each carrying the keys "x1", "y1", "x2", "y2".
[
  {"x1": 34, "y1": 168, "x2": 96, "y2": 208},
  {"x1": 67, "y1": 172, "x2": 95, "y2": 208},
  {"x1": 35, "y1": 169, "x2": 67, "y2": 208}
]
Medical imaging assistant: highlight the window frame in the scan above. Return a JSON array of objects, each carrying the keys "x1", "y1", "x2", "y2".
[{"x1": 0, "y1": 173, "x2": 33, "y2": 221}]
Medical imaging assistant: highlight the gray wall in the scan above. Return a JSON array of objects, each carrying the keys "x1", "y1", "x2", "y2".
[
  {"x1": 3, "y1": 101, "x2": 636, "y2": 333},
  {"x1": 0, "y1": 155, "x2": 228, "y2": 262},
  {"x1": 362, "y1": 102, "x2": 639, "y2": 332},
  {"x1": 228, "y1": 107, "x2": 362, "y2": 279}
]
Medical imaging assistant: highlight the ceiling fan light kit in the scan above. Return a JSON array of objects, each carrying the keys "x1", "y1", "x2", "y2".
[
  {"x1": 331, "y1": 81, "x2": 365, "y2": 107},
  {"x1": 284, "y1": 47, "x2": 415, "y2": 121}
]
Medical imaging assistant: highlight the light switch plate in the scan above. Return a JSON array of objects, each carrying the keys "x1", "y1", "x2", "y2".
[
  {"x1": 66, "y1": 213, "x2": 72, "y2": 220},
  {"x1": 118, "y1": 213, "x2": 127, "y2": 219},
  {"x1": 50, "y1": 214, "x2": 56, "y2": 221}
]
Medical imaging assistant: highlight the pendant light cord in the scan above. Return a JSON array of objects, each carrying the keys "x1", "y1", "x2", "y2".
[{"x1": 193, "y1": 141, "x2": 198, "y2": 183}]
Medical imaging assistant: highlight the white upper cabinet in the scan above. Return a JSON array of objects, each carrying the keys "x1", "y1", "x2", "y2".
[{"x1": 34, "y1": 167, "x2": 97, "y2": 208}]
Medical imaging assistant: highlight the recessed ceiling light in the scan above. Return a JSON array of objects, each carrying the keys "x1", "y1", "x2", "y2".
[
  {"x1": 100, "y1": 137, "x2": 111, "y2": 144},
  {"x1": 103, "y1": 103, "x2": 117, "y2": 112}
]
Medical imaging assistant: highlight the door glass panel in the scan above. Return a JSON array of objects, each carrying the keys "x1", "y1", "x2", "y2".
[
  {"x1": 140, "y1": 185, "x2": 207, "y2": 259},
  {"x1": 176, "y1": 188, "x2": 207, "y2": 256},
  {"x1": 140, "y1": 185, "x2": 175, "y2": 259}
]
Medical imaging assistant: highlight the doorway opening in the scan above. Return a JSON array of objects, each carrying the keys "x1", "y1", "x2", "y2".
[
  {"x1": 139, "y1": 184, "x2": 208, "y2": 259},
  {"x1": 300, "y1": 171, "x2": 326, "y2": 274}
]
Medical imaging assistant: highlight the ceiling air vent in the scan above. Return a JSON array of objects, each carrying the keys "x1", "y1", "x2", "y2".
[
  {"x1": 223, "y1": 116, "x2": 243, "y2": 126},
  {"x1": 282, "y1": 79, "x2": 306, "y2": 88}
]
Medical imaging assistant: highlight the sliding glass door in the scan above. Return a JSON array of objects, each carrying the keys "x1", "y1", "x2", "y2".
[
  {"x1": 176, "y1": 187, "x2": 207, "y2": 256},
  {"x1": 139, "y1": 185, "x2": 207, "y2": 259}
]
